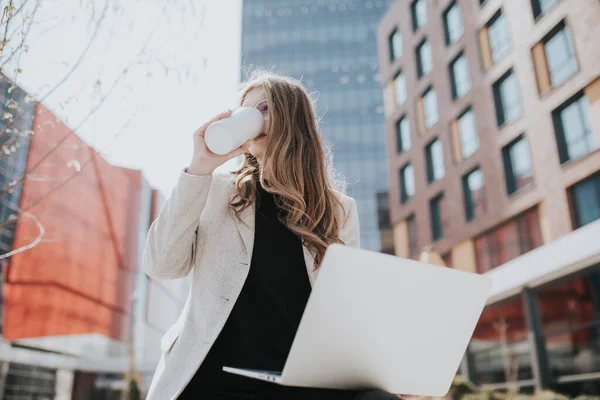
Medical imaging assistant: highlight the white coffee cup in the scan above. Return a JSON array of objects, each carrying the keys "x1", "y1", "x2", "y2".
[{"x1": 204, "y1": 107, "x2": 264, "y2": 155}]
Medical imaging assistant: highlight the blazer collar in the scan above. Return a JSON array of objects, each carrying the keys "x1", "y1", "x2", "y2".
[{"x1": 228, "y1": 181, "x2": 317, "y2": 285}]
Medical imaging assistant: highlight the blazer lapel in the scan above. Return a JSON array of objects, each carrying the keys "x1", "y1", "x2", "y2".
[{"x1": 229, "y1": 184, "x2": 256, "y2": 263}]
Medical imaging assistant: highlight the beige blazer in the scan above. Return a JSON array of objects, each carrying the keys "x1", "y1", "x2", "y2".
[{"x1": 143, "y1": 170, "x2": 360, "y2": 400}]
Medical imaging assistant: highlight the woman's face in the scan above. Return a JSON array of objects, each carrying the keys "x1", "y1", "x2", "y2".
[{"x1": 241, "y1": 88, "x2": 271, "y2": 160}]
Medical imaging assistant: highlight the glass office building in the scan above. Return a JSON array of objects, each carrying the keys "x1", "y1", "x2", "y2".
[{"x1": 241, "y1": 0, "x2": 393, "y2": 251}]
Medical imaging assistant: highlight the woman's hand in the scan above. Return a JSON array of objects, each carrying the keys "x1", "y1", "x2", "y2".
[{"x1": 186, "y1": 110, "x2": 250, "y2": 176}]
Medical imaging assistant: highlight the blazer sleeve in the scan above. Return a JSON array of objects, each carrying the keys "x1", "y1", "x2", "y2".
[
  {"x1": 340, "y1": 197, "x2": 360, "y2": 249},
  {"x1": 143, "y1": 170, "x2": 213, "y2": 280}
]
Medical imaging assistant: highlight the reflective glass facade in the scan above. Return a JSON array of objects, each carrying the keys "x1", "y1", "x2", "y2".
[{"x1": 242, "y1": 0, "x2": 393, "y2": 250}]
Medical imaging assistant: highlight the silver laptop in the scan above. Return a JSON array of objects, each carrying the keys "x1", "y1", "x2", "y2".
[{"x1": 224, "y1": 244, "x2": 492, "y2": 396}]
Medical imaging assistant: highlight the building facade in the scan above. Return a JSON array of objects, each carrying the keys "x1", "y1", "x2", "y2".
[
  {"x1": 377, "y1": 0, "x2": 600, "y2": 394},
  {"x1": 0, "y1": 79, "x2": 187, "y2": 399},
  {"x1": 241, "y1": 0, "x2": 395, "y2": 251}
]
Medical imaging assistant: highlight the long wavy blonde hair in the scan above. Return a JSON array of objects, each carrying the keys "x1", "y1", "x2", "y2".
[{"x1": 229, "y1": 70, "x2": 346, "y2": 269}]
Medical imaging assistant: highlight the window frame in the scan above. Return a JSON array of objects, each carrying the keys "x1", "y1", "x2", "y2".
[
  {"x1": 568, "y1": 172, "x2": 600, "y2": 229},
  {"x1": 430, "y1": 193, "x2": 445, "y2": 241},
  {"x1": 422, "y1": 86, "x2": 439, "y2": 129},
  {"x1": 416, "y1": 38, "x2": 433, "y2": 78},
  {"x1": 492, "y1": 69, "x2": 522, "y2": 127},
  {"x1": 411, "y1": 0, "x2": 428, "y2": 32},
  {"x1": 426, "y1": 138, "x2": 445, "y2": 183},
  {"x1": 552, "y1": 91, "x2": 594, "y2": 164},
  {"x1": 457, "y1": 107, "x2": 480, "y2": 159},
  {"x1": 407, "y1": 214, "x2": 419, "y2": 258},
  {"x1": 531, "y1": 0, "x2": 560, "y2": 20},
  {"x1": 400, "y1": 163, "x2": 415, "y2": 204},
  {"x1": 502, "y1": 134, "x2": 533, "y2": 195},
  {"x1": 463, "y1": 167, "x2": 485, "y2": 222},
  {"x1": 395, "y1": 116, "x2": 412, "y2": 154},
  {"x1": 449, "y1": 51, "x2": 471, "y2": 100},
  {"x1": 487, "y1": 10, "x2": 511, "y2": 64},
  {"x1": 542, "y1": 21, "x2": 578, "y2": 88},
  {"x1": 394, "y1": 71, "x2": 407, "y2": 106},
  {"x1": 443, "y1": 1, "x2": 464, "y2": 46},
  {"x1": 389, "y1": 28, "x2": 403, "y2": 62}
]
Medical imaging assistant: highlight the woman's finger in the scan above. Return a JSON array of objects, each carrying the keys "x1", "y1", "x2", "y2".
[{"x1": 196, "y1": 110, "x2": 233, "y2": 137}]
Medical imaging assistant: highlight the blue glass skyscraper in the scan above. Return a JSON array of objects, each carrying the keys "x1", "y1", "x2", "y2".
[{"x1": 241, "y1": 0, "x2": 393, "y2": 251}]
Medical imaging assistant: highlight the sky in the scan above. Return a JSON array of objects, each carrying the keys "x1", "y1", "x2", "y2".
[{"x1": 6, "y1": 0, "x2": 243, "y2": 195}]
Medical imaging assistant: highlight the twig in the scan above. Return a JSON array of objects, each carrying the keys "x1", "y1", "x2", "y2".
[
  {"x1": 0, "y1": 0, "x2": 109, "y2": 143},
  {"x1": 0, "y1": 210, "x2": 44, "y2": 260}
]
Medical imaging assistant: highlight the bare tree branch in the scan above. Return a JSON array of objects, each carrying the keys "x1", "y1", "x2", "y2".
[
  {"x1": 0, "y1": 210, "x2": 44, "y2": 260},
  {"x1": 0, "y1": 0, "x2": 109, "y2": 145}
]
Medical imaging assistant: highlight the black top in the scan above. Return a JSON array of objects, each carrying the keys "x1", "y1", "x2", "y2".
[{"x1": 182, "y1": 181, "x2": 312, "y2": 395}]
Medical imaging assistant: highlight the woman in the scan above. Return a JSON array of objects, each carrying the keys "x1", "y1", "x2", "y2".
[{"x1": 144, "y1": 71, "x2": 402, "y2": 400}]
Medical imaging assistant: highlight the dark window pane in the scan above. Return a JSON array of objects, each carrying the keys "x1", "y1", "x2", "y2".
[
  {"x1": 430, "y1": 194, "x2": 444, "y2": 241},
  {"x1": 395, "y1": 117, "x2": 411, "y2": 153},
  {"x1": 493, "y1": 70, "x2": 522, "y2": 126},
  {"x1": 570, "y1": 173, "x2": 600, "y2": 228},
  {"x1": 423, "y1": 88, "x2": 438, "y2": 128},
  {"x1": 474, "y1": 208, "x2": 543, "y2": 271},
  {"x1": 411, "y1": 0, "x2": 428, "y2": 31},
  {"x1": 389, "y1": 29, "x2": 403, "y2": 61},
  {"x1": 544, "y1": 23, "x2": 578, "y2": 87},
  {"x1": 488, "y1": 12, "x2": 511, "y2": 63},
  {"x1": 444, "y1": 2, "x2": 464, "y2": 46},
  {"x1": 407, "y1": 214, "x2": 418, "y2": 258},
  {"x1": 553, "y1": 93, "x2": 594, "y2": 163},
  {"x1": 394, "y1": 72, "x2": 407, "y2": 105},
  {"x1": 400, "y1": 164, "x2": 415, "y2": 204},
  {"x1": 471, "y1": 299, "x2": 534, "y2": 385},
  {"x1": 458, "y1": 108, "x2": 479, "y2": 158},
  {"x1": 463, "y1": 168, "x2": 485, "y2": 222},
  {"x1": 450, "y1": 53, "x2": 471, "y2": 99},
  {"x1": 532, "y1": 0, "x2": 559, "y2": 18},
  {"x1": 416, "y1": 39, "x2": 433, "y2": 78},
  {"x1": 537, "y1": 271, "x2": 600, "y2": 378},
  {"x1": 426, "y1": 139, "x2": 445, "y2": 183},
  {"x1": 502, "y1": 136, "x2": 533, "y2": 195}
]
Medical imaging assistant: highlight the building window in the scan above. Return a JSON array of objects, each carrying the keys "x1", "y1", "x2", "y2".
[
  {"x1": 544, "y1": 22, "x2": 577, "y2": 87},
  {"x1": 532, "y1": 22, "x2": 577, "y2": 94},
  {"x1": 395, "y1": 116, "x2": 411, "y2": 153},
  {"x1": 423, "y1": 87, "x2": 438, "y2": 129},
  {"x1": 430, "y1": 193, "x2": 446, "y2": 241},
  {"x1": 569, "y1": 172, "x2": 600, "y2": 228},
  {"x1": 474, "y1": 208, "x2": 543, "y2": 272},
  {"x1": 400, "y1": 163, "x2": 415, "y2": 204},
  {"x1": 463, "y1": 168, "x2": 485, "y2": 222},
  {"x1": 389, "y1": 29, "x2": 403, "y2": 61},
  {"x1": 531, "y1": 0, "x2": 559, "y2": 19},
  {"x1": 443, "y1": 1, "x2": 464, "y2": 46},
  {"x1": 479, "y1": 10, "x2": 511, "y2": 69},
  {"x1": 426, "y1": 138, "x2": 445, "y2": 183},
  {"x1": 407, "y1": 214, "x2": 419, "y2": 258},
  {"x1": 452, "y1": 108, "x2": 479, "y2": 161},
  {"x1": 394, "y1": 71, "x2": 407, "y2": 105},
  {"x1": 492, "y1": 70, "x2": 522, "y2": 126},
  {"x1": 472, "y1": 298, "x2": 533, "y2": 385},
  {"x1": 449, "y1": 52, "x2": 471, "y2": 99},
  {"x1": 552, "y1": 92, "x2": 594, "y2": 163},
  {"x1": 536, "y1": 270, "x2": 600, "y2": 381},
  {"x1": 416, "y1": 39, "x2": 433, "y2": 78},
  {"x1": 411, "y1": 0, "x2": 427, "y2": 31},
  {"x1": 502, "y1": 135, "x2": 533, "y2": 195}
]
